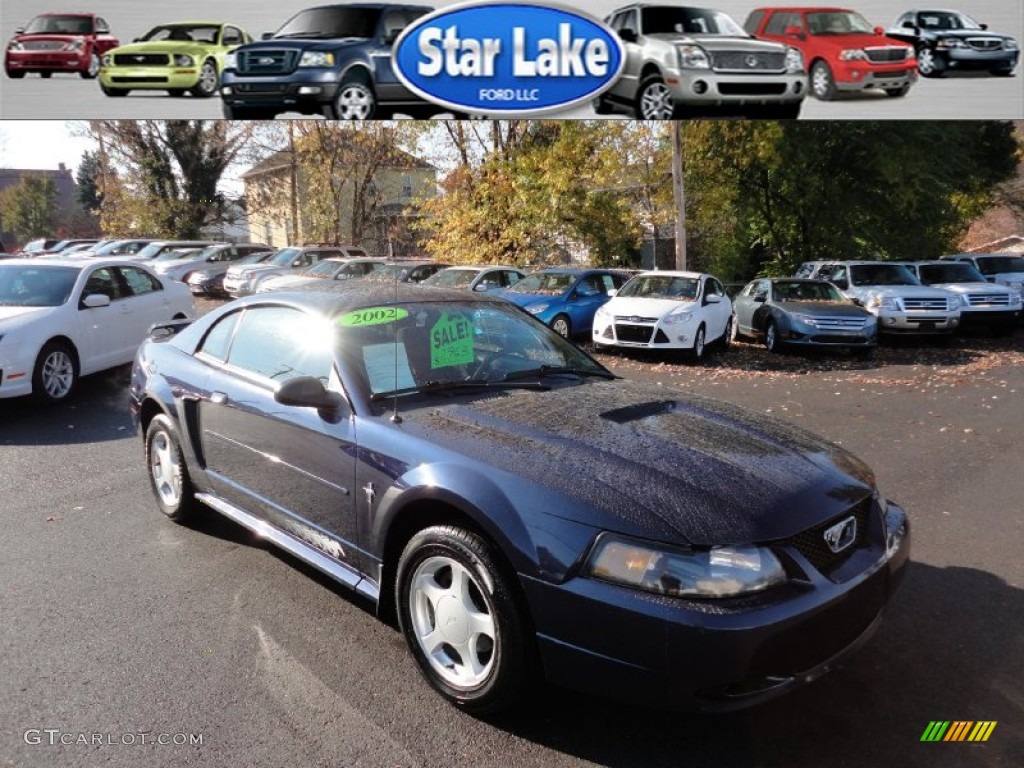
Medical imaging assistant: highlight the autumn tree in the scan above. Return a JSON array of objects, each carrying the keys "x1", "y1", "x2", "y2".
[{"x1": 0, "y1": 175, "x2": 60, "y2": 241}]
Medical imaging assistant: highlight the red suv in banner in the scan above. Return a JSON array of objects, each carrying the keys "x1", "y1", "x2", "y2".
[
  {"x1": 745, "y1": 7, "x2": 916, "y2": 100},
  {"x1": 5, "y1": 13, "x2": 119, "y2": 80}
]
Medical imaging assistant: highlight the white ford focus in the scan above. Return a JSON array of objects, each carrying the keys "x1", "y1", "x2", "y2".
[
  {"x1": 0, "y1": 259, "x2": 194, "y2": 403},
  {"x1": 592, "y1": 270, "x2": 734, "y2": 361}
]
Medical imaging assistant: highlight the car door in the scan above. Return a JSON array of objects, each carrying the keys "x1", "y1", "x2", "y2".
[
  {"x1": 373, "y1": 9, "x2": 429, "y2": 101},
  {"x1": 196, "y1": 306, "x2": 361, "y2": 569},
  {"x1": 75, "y1": 266, "x2": 133, "y2": 371},
  {"x1": 115, "y1": 266, "x2": 178, "y2": 343},
  {"x1": 702, "y1": 277, "x2": 731, "y2": 340},
  {"x1": 607, "y1": 9, "x2": 643, "y2": 101},
  {"x1": 567, "y1": 274, "x2": 610, "y2": 333}
]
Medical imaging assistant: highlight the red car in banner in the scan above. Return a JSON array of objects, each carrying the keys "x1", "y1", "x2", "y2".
[{"x1": 5, "y1": 13, "x2": 119, "y2": 79}]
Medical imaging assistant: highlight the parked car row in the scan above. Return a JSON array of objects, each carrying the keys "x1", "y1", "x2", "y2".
[{"x1": 6, "y1": 5, "x2": 1018, "y2": 118}]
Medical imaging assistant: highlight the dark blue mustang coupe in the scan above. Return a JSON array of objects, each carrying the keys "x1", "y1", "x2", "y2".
[{"x1": 130, "y1": 283, "x2": 909, "y2": 714}]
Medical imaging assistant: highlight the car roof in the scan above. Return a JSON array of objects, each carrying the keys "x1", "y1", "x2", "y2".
[
  {"x1": 754, "y1": 7, "x2": 857, "y2": 13},
  {"x1": 0, "y1": 257, "x2": 154, "y2": 269},
  {"x1": 241, "y1": 280, "x2": 507, "y2": 316},
  {"x1": 634, "y1": 270, "x2": 706, "y2": 279}
]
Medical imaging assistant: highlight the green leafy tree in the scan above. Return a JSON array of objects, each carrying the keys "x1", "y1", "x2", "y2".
[
  {"x1": 75, "y1": 150, "x2": 103, "y2": 213},
  {"x1": 0, "y1": 175, "x2": 60, "y2": 241}
]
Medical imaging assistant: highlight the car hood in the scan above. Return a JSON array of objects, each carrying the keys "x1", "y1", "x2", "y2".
[
  {"x1": 773, "y1": 300, "x2": 871, "y2": 317},
  {"x1": 108, "y1": 41, "x2": 216, "y2": 55},
  {"x1": 14, "y1": 34, "x2": 84, "y2": 43},
  {"x1": 926, "y1": 281, "x2": 1012, "y2": 293},
  {"x1": 248, "y1": 38, "x2": 367, "y2": 51},
  {"x1": 604, "y1": 296, "x2": 698, "y2": 319},
  {"x1": 501, "y1": 290, "x2": 568, "y2": 308},
  {"x1": 849, "y1": 284, "x2": 951, "y2": 297},
  {"x1": 647, "y1": 33, "x2": 786, "y2": 53},
  {"x1": 920, "y1": 29, "x2": 1013, "y2": 42},
  {"x1": 810, "y1": 33, "x2": 910, "y2": 50},
  {"x1": 0, "y1": 305, "x2": 52, "y2": 331},
  {"x1": 402, "y1": 380, "x2": 876, "y2": 546}
]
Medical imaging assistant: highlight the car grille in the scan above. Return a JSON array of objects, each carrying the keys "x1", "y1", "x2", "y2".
[
  {"x1": 237, "y1": 49, "x2": 300, "y2": 75},
  {"x1": 111, "y1": 76, "x2": 168, "y2": 83},
  {"x1": 718, "y1": 83, "x2": 788, "y2": 95},
  {"x1": 787, "y1": 499, "x2": 872, "y2": 574},
  {"x1": 711, "y1": 51, "x2": 786, "y2": 72},
  {"x1": 232, "y1": 82, "x2": 288, "y2": 93},
  {"x1": 903, "y1": 298, "x2": 950, "y2": 311},
  {"x1": 966, "y1": 292, "x2": 1010, "y2": 307},
  {"x1": 966, "y1": 38, "x2": 1003, "y2": 51},
  {"x1": 813, "y1": 317, "x2": 867, "y2": 331},
  {"x1": 23, "y1": 41, "x2": 66, "y2": 50},
  {"x1": 614, "y1": 323, "x2": 656, "y2": 344},
  {"x1": 114, "y1": 53, "x2": 169, "y2": 66},
  {"x1": 864, "y1": 47, "x2": 910, "y2": 63},
  {"x1": 810, "y1": 334, "x2": 869, "y2": 344}
]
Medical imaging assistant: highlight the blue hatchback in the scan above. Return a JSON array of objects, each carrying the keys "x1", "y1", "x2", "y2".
[{"x1": 500, "y1": 267, "x2": 629, "y2": 338}]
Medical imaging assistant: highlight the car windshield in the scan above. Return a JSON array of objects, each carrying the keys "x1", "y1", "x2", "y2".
[
  {"x1": 92, "y1": 240, "x2": 132, "y2": 256},
  {"x1": 238, "y1": 250, "x2": 274, "y2": 265},
  {"x1": 140, "y1": 25, "x2": 221, "y2": 44},
  {"x1": 917, "y1": 263, "x2": 986, "y2": 283},
  {"x1": 618, "y1": 274, "x2": 699, "y2": 300},
  {"x1": 368, "y1": 264, "x2": 414, "y2": 282},
  {"x1": 274, "y1": 8, "x2": 382, "y2": 39},
  {"x1": 975, "y1": 256, "x2": 1024, "y2": 275},
  {"x1": 0, "y1": 265, "x2": 78, "y2": 307},
  {"x1": 304, "y1": 260, "x2": 343, "y2": 278},
  {"x1": 22, "y1": 239, "x2": 52, "y2": 252},
  {"x1": 806, "y1": 11, "x2": 875, "y2": 35},
  {"x1": 771, "y1": 280, "x2": 846, "y2": 302},
  {"x1": 641, "y1": 7, "x2": 747, "y2": 36},
  {"x1": 507, "y1": 272, "x2": 576, "y2": 296},
  {"x1": 335, "y1": 300, "x2": 610, "y2": 399},
  {"x1": 915, "y1": 11, "x2": 982, "y2": 31},
  {"x1": 24, "y1": 15, "x2": 93, "y2": 35},
  {"x1": 267, "y1": 248, "x2": 303, "y2": 266},
  {"x1": 154, "y1": 248, "x2": 201, "y2": 261},
  {"x1": 424, "y1": 269, "x2": 480, "y2": 289},
  {"x1": 849, "y1": 263, "x2": 919, "y2": 286}
]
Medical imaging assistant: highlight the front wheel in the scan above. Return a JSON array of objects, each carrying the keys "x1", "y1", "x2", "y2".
[
  {"x1": 636, "y1": 74, "x2": 678, "y2": 119},
  {"x1": 40, "y1": 71, "x2": 52, "y2": 79},
  {"x1": 145, "y1": 415, "x2": 201, "y2": 523},
  {"x1": 327, "y1": 74, "x2": 377, "y2": 119},
  {"x1": 550, "y1": 314, "x2": 571, "y2": 339},
  {"x1": 32, "y1": 340, "x2": 78, "y2": 404},
  {"x1": 691, "y1": 323, "x2": 707, "y2": 362},
  {"x1": 764, "y1": 320, "x2": 783, "y2": 353},
  {"x1": 884, "y1": 84, "x2": 910, "y2": 98},
  {"x1": 990, "y1": 68, "x2": 1014, "y2": 77},
  {"x1": 916, "y1": 47, "x2": 945, "y2": 78},
  {"x1": 6, "y1": 69, "x2": 25, "y2": 79},
  {"x1": 810, "y1": 61, "x2": 837, "y2": 100},
  {"x1": 592, "y1": 94, "x2": 614, "y2": 114},
  {"x1": 100, "y1": 83, "x2": 128, "y2": 97},
  {"x1": 396, "y1": 525, "x2": 534, "y2": 715},
  {"x1": 191, "y1": 59, "x2": 219, "y2": 97},
  {"x1": 81, "y1": 52, "x2": 100, "y2": 79},
  {"x1": 721, "y1": 316, "x2": 734, "y2": 350}
]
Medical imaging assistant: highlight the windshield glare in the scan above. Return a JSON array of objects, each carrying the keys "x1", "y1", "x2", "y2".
[
  {"x1": 918, "y1": 264, "x2": 985, "y2": 283},
  {"x1": 916, "y1": 11, "x2": 981, "y2": 30},
  {"x1": 0, "y1": 266, "x2": 78, "y2": 307},
  {"x1": 849, "y1": 264, "x2": 919, "y2": 286},
  {"x1": 25, "y1": 15, "x2": 93, "y2": 35},
  {"x1": 619, "y1": 275, "x2": 698, "y2": 300},
  {"x1": 305, "y1": 260, "x2": 342, "y2": 277},
  {"x1": 337, "y1": 301, "x2": 606, "y2": 398},
  {"x1": 141, "y1": 25, "x2": 221, "y2": 43},
  {"x1": 508, "y1": 272, "x2": 576, "y2": 295},
  {"x1": 641, "y1": 7, "x2": 747, "y2": 36},
  {"x1": 772, "y1": 281, "x2": 845, "y2": 302},
  {"x1": 275, "y1": 8, "x2": 382, "y2": 38},
  {"x1": 806, "y1": 11, "x2": 874, "y2": 35},
  {"x1": 268, "y1": 248, "x2": 302, "y2": 266},
  {"x1": 424, "y1": 269, "x2": 479, "y2": 288},
  {"x1": 976, "y1": 256, "x2": 1024, "y2": 274}
]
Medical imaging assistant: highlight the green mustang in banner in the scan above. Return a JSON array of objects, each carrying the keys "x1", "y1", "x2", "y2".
[{"x1": 99, "y1": 21, "x2": 251, "y2": 98}]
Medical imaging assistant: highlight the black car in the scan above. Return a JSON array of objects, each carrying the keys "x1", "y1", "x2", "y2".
[
  {"x1": 220, "y1": 4, "x2": 441, "y2": 119},
  {"x1": 889, "y1": 9, "x2": 1020, "y2": 77},
  {"x1": 130, "y1": 283, "x2": 909, "y2": 714}
]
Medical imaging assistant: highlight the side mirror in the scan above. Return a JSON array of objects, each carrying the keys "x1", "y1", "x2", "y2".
[
  {"x1": 753, "y1": 294, "x2": 767, "y2": 303},
  {"x1": 705, "y1": 294, "x2": 722, "y2": 304},
  {"x1": 132, "y1": 37, "x2": 141, "y2": 43},
  {"x1": 784, "y1": 25, "x2": 805, "y2": 39},
  {"x1": 15, "y1": 27, "x2": 25, "y2": 34},
  {"x1": 607, "y1": 288, "x2": 618, "y2": 297},
  {"x1": 261, "y1": 32, "x2": 274, "y2": 40},
  {"x1": 96, "y1": 23, "x2": 109, "y2": 34},
  {"x1": 382, "y1": 29, "x2": 402, "y2": 45},
  {"x1": 473, "y1": 283, "x2": 489, "y2": 292},
  {"x1": 619, "y1": 29, "x2": 638, "y2": 43},
  {"x1": 568, "y1": 291, "x2": 579, "y2": 301},
  {"x1": 901, "y1": 21, "x2": 917, "y2": 30},
  {"x1": 850, "y1": 298, "x2": 864, "y2": 307},
  {"x1": 832, "y1": 279, "x2": 849, "y2": 290},
  {"x1": 82, "y1": 293, "x2": 111, "y2": 308},
  {"x1": 980, "y1": 23, "x2": 988, "y2": 30},
  {"x1": 873, "y1": 26, "x2": 885, "y2": 35},
  {"x1": 275, "y1": 376, "x2": 345, "y2": 413}
]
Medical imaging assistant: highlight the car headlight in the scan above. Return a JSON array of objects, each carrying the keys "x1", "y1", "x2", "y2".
[
  {"x1": 586, "y1": 535, "x2": 787, "y2": 599},
  {"x1": 791, "y1": 313, "x2": 818, "y2": 327},
  {"x1": 224, "y1": 52, "x2": 238, "y2": 70},
  {"x1": 883, "y1": 503, "x2": 908, "y2": 560},
  {"x1": 8, "y1": 41, "x2": 24, "y2": 51},
  {"x1": 677, "y1": 44, "x2": 710, "y2": 70},
  {"x1": 102, "y1": 53, "x2": 112, "y2": 66},
  {"x1": 957, "y1": 294, "x2": 969, "y2": 308},
  {"x1": 173, "y1": 53, "x2": 194, "y2": 67},
  {"x1": 936, "y1": 38, "x2": 967, "y2": 49},
  {"x1": 526, "y1": 303, "x2": 549, "y2": 315},
  {"x1": 785, "y1": 46, "x2": 804, "y2": 73},
  {"x1": 64, "y1": 38, "x2": 85, "y2": 52},
  {"x1": 594, "y1": 305, "x2": 611, "y2": 320},
  {"x1": 1010, "y1": 291, "x2": 1022, "y2": 306},
  {"x1": 869, "y1": 295, "x2": 900, "y2": 311},
  {"x1": 1006, "y1": 39, "x2": 1018, "y2": 51},
  {"x1": 839, "y1": 49, "x2": 868, "y2": 61},
  {"x1": 299, "y1": 51, "x2": 335, "y2": 67},
  {"x1": 662, "y1": 307, "x2": 694, "y2": 325}
]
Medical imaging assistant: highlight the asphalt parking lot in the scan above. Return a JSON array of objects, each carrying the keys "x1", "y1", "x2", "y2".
[{"x1": 1, "y1": 321, "x2": 1022, "y2": 767}]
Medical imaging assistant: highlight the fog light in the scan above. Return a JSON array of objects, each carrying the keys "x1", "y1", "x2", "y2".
[
  {"x1": 602, "y1": 327, "x2": 613, "y2": 339},
  {"x1": 298, "y1": 85, "x2": 322, "y2": 95},
  {"x1": 886, "y1": 318, "x2": 897, "y2": 325},
  {"x1": 677, "y1": 335, "x2": 688, "y2": 343},
  {"x1": 221, "y1": 86, "x2": 232, "y2": 95},
  {"x1": 951, "y1": 318, "x2": 958, "y2": 326},
  {"x1": 851, "y1": 70, "x2": 861, "y2": 79},
  {"x1": 793, "y1": 81, "x2": 803, "y2": 94},
  {"x1": 693, "y1": 80, "x2": 708, "y2": 95}
]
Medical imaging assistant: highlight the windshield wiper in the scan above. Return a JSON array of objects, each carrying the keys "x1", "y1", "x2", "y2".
[
  {"x1": 370, "y1": 379, "x2": 549, "y2": 401},
  {"x1": 502, "y1": 365, "x2": 616, "y2": 382}
]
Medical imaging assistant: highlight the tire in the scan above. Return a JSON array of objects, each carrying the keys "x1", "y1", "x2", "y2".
[
  {"x1": 721, "y1": 316, "x2": 734, "y2": 349},
  {"x1": 592, "y1": 94, "x2": 614, "y2": 115},
  {"x1": 31, "y1": 340, "x2": 78, "y2": 404},
  {"x1": 101, "y1": 83, "x2": 128, "y2": 97},
  {"x1": 990, "y1": 68, "x2": 1014, "y2": 77},
  {"x1": 221, "y1": 103, "x2": 278, "y2": 120},
  {"x1": 40, "y1": 71, "x2": 52, "y2": 79},
  {"x1": 145, "y1": 414, "x2": 200, "y2": 523},
  {"x1": 810, "y1": 61, "x2": 837, "y2": 101},
  {"x1": 764, "y1": 320, "x2": 783, "y2": 353},
  {"x1": 6, "y1": 69, "x2": 25, "y2": 79},
  {"x1": 168, "y1": 88, "x2": 187, "y2": 97},
  {"x1": 190, "y1": 59, "x2": 219, "y2": 98},
  {"x1": 550, "y1": 314, "x2": 571, "y2": 339},
  {"x1": 636, "y1": 73, "x2": 678, "y2": 119},
  {"x1": 80, "y1": 52, "x2": 100, "y2": 79},
  {"x1": 396, "y1": 525, "x2": 534, "y2": 715},
  {"x1": 691, "y1": 323, "x2": 707, "y2": 362},
  {"x1": 884, "y1": 84, "x2": 910, "y2": 98},
  {"x1": 327, "y1": 72, "x2": 377, "y2": 119},
  {"x1": 916, "y1": 47, "x2": 945, "y2": 78}
]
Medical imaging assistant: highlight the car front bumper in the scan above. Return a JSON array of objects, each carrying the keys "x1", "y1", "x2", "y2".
[
  {"x1": 592, "y1": 315, "x2": 702, "y2": 350},
  {"x1": 941, "y1": 47, "x2": 1019, "y2": 71},
  {"x1": 6, "y1": 50, "x2": 91, "y2": 72},
  {"x1": 665, "y1": 68, "x2": 806, "y2": 105},
  {"x1": 0, "y1": 341, "x2": 37, "y2": 399},
  {"x1": 874, "y1": 310, "x2": 959, "y2": 334},
  {"x1": 523, "y1": 500, "x2": 910, "y2": 711},
  {"x1": 221, "y1": 69, "x2": 340, "y2": 113},
  {"x1": 222, "y1": 275, "x2": 258, "y2": 297},
  {"x1": 959, "y1": 308, "x2": 1021, "y2": 328},
  {"x1": 99, "y1": 66, "x2": 199, "y2": 89},
  {"x1": 833, "y1": 61, "x2": 917, "y2": 90}
]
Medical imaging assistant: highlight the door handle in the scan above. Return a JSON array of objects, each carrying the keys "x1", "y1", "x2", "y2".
[{"x1": 210, "y1": 391, "x2": 228, "y2": 405}]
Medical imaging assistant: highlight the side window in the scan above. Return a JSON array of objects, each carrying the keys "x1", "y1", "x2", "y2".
[
  {"x1": 222, "y1": 26, "x2": 242, "y2": 46},
  {"x1": 294, "y1": 251, "x2": 314, "y2": 267},
  {"x1": 226, "y1": 307, "x2": 335, "y2": 385},
  {"x1": 744, "y1": 10, "x2": 766, "y2": 35},
  {"x1": 753, "y1": 280, "x2": 769, "y2": 300},
  {"x1": 504, "y1": 271, "x2": 522, "y2": 287},
  {"x1": 198, "y1": 311, "x2": 241, "y2": 362},
  {"x1": 764, "y1": 12, "x2": 798, "y2": 35},
  {"x1": 830, "y1": 266, "x2": 848, "y2": 284},
  {"x1": 599, "y1": 274, "x2": 618, "y2": 293},
  {"x1": 576, "y1": 276, "x2": 603, "y2": 297},
  {"x1": 118, "y1": 267, "x2": 162, "y2": 296},
  {"x1": 322, "y1": 250, "x2": 345, "y2": 260},
  {"x1": 83, "y1": 267, "x2": 122, "y2": 301},
  {"x1": 705, "y1": 277, "x2": 724, "y2": 297},
  {"x1": 621, "y1": 9, "x2": 639, "y2": 36},
  {"x1": 608, "y1": 12, "x2": 625, "y2": 31}
]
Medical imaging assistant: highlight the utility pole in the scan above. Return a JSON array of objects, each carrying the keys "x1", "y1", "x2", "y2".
[
  {"x1": 670, "y1": 121, "x2": 686, "y2": 271},
  {"x1": 288, "y1": 121, "x2": 299, "y2": 245}
]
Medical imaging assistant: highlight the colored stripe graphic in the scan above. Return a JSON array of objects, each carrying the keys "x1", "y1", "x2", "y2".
[{"x1": 920, "y1": 721, "x2": 996, "y2": 742}]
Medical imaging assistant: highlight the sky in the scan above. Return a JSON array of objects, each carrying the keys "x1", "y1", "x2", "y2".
[{"x1": 0, "y1": 121, "x2": 93, "y2": 174}]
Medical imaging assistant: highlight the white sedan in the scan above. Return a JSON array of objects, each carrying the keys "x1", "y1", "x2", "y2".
[
  {"x1": 0, "y1": 259, "x2": 194, "y2": 403},
  {"x1": 592, "y1": 270, "x2": 734, "y2": 361}
]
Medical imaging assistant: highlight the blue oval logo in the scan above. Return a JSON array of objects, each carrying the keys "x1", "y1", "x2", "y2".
[{"x1": 393, "y1": 1, "x2": 625, "y2": 115}]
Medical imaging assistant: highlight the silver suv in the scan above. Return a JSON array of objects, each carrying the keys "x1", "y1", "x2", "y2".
[{"x1": 596, "y1": 3, "x2": 807, "y2": 119}]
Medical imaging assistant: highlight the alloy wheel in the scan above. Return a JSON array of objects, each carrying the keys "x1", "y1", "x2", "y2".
[
  {"x1": 640, "y1": 82, "x2": 675, "y2": 119},
  {"x1": 41, "y1": 349, "x2": 74, "y2": 399},
  {"x1": 149, "y1": 429, "x2": 183, "y2": 508},
  {"x1": 336, "y1": 83, "x2": 375, "y2": 119}
]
